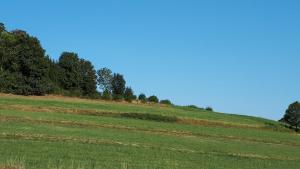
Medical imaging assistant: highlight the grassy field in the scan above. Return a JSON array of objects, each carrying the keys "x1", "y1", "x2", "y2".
[{"x1": 0, "y1": 94, "x2": 299, "y2": 169}]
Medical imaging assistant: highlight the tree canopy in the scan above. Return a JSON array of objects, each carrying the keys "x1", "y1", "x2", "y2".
[
  {"x1": 124, "y1": 87, "x2": 135, "y2": 102},
  {"x1": 97, "y1": 67, "x2": 113, "y2": 92},
  {"x1": 148, "y1": 95, "x2": 159, "y2": 103},
  {"x1": 138, "y1": 93, "x2": 147, "y2": 103},
  {"x1": 281, "y1": 101, "x2": 300, "y2": 130},
  {"x1": 111, "y1": 73, "x2": 126, "y2": 100}
]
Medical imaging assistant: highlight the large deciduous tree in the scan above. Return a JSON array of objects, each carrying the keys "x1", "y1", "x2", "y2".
[
  {"x1": 97, "y1": 68, "x2": 113, "y2": 92},
  {"x1": 79, "y1": 59, "x2": 97, "y2": 96},
  {"x1": 58, "y1": 52, "x2": 97, "y2": 97},
  {"x1": 111, "y1": 73, "x2": 126, "y2": 100},
  {"x1": 0, "y1": 29, "x2": 51, "y2": 95},
  {"x1": 58, "y1": 52, "x2": 82, "y2": 94},
  {"x1": 281, "y1": 101, "x2": 300, "y2": 130}
]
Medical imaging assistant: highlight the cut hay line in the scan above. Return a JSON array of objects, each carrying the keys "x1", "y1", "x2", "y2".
[
  {"x1": 1, "y1": 115, "x2": 299, "y2": 148},
  {"x1": 0, "y1": 104, "x2": 264, "y2": 130},
  {"x1": 0, "y1": 133, "x2": 299, "y2": 162}
]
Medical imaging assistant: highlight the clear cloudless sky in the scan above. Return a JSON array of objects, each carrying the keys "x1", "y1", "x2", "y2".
[{"x1": 1, "y1": 0, "x2": 300, "y2": 120}]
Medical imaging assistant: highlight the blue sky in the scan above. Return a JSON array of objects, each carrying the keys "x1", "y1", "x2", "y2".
[{"x1": 1, "y1": 0, "x2": 300, "y2": 120}]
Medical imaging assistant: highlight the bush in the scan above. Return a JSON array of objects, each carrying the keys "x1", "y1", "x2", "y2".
[
  {"x1": 138, "y1": 93, "x2": 147, "y2": 103},
  {"x1": 148, "y1": 95, "x2": 159, "y2": 103},
  {"x1": 124, "y1": 87, "x2": 134, "y2": 102},
  {"x1": 205, "y1": 107, "x2": 213, "y2": 111},
  {"x1": 160, "y1": 99, "x2": 172, "y2": 105},
  {"x1": 187, "y1": 105, "x2": 199, "y2": 109}
]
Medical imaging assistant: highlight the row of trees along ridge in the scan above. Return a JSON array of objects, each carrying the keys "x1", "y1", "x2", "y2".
[{"x1": 0, "y1": 23, "x2": 172, "y2": 104}]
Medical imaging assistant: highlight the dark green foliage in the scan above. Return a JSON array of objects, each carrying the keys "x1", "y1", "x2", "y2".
[
  {"x1": 148, "y1": 95, "x2": 159, "y2": 103},
  {"x1": 282, "y1": 102, "x2": 300, "y2": 130},
  {"x1": 138, "y1": 93, "x2": 147, "y2": 103},
  {"x1": 0, "y1": 23, "x2": 5, "y2": 32},
  {"x1": 185, "y1": 105, "x2": 206, "y2": 111},
  {"x1": 187, "y1": 105, "x2": 200, "y2": 109},
  {"x1": 46, "y1": 57, "x2": 64, "y2": 94},
  {"x1": 0, "y1": 23, "x2": 98, "y2": 97},
  {"x1": 160, "y1": 99, "x2": 172, "y2": 105},
  {"x1": 97, "y1": 68, "x2": 113, "y2": 92},
  {"x1": 111, "y1": 73, "x2": 126, "y2": 100},
  {"x1": 132, "y1": 95, "x2": 137, "y2": 100},
  {"x1": 79, "y1": 59, "x2": 97, "y2": 96},
  {"x1": 58, "y1": 52, "x2": 97, "y2": 97},
  {"x1": 102, "y1": 89, "x2": 112, "y2": 100},
  {"x1": 58, "y1": 52, "x2": 82, "y2": 93},
  {"x1": 0, "y1": 23, "x2": 155, "y2": 102},
  {"x1": 0, "y1": 70, "x2": 18, "y2": 93},
  {"x1": 0, "y1": 28, "x2": 51, "y2": 95},
  {"x1": 205, "y1": 107, "x2": 213, "y2": 112},
  {"x1": 124, "y1": 87, "x2": 135, "y2": 102},
  {"x1": 121, "y1": 113, "x2": 178, "y2": 122}
]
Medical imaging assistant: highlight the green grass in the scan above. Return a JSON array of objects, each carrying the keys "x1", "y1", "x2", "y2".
[{"x1": 0, "y1": 94, "x2": 299, "y2": 169}]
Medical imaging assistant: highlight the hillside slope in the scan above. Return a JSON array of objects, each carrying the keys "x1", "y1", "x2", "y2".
[{"x1": 0, "y1": 94, "x2": 299, "y2": 169}]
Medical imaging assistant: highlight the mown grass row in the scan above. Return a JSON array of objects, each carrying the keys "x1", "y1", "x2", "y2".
[
  {"x1": 1, "y1": 138, "x2": 300, "y2": 169},
  {"x1": 0, "y1": 107, "x2": 299, "y2": 147},
  {"x1": 1, "y1": 114, "x2": 300, "y2": 161},
  {"x1": 0, "y1": 95, "x2": 299, "y2": 169},
  {"x1": 0, "y1": 95, "x2": 281, "y2": 127},
  {"x1": 0, "y1": 113, "x2": 299, "y2": 147},
  {"x1": 0, "y1": 103, "x2": 287, "y2": 131}
]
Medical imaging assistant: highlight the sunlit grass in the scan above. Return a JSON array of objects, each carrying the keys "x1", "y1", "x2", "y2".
[{"x1": 0, "y1": 94, "x2": 299, "y2": 169}]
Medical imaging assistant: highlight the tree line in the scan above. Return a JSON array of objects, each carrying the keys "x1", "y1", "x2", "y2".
[
  {"x1": 2, "y1": 23, "x2": 298, "y2": 126},
  {"x1": 0, "y1": 23, "x2": 172, "y2": 104}
]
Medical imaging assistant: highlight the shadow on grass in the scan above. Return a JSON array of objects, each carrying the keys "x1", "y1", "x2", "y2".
[{"x1": 121, "y1": 113, "x2": 178, "y2": 123}]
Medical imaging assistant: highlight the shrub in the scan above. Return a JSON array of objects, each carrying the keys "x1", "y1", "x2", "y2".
[
  {"x1": 205, "y1": 107, "x2": 213, "y2": 111},
  {"x1": 124, "y1": 87, "x2": 134, "y2": 102},
  {"x1": 160, "y1": 99, "x2": 172, "y2": 105},
  {"x1": 138, "y1": 93, "x2": 147, "y2": 103},
  {"x1": 148, "y1": 95, "x2": 159, "y2": 103},
  {"x1": 187, "y1": 105, "x2": 199, "y2": 109}
]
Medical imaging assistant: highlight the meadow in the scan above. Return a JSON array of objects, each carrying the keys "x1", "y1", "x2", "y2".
[{"x1": 0, "y1": 94, "x2": 299, "y2": 169}]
